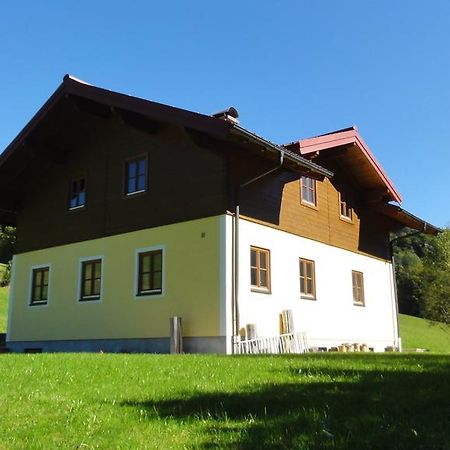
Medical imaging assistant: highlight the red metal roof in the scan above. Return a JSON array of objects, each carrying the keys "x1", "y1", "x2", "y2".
[{"x1": 285, "y1": 126, "x2": 402, "y2": 203}]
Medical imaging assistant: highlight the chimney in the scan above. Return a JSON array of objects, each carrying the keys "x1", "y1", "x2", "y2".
[{"x1": 212, "y1": 107, "x2": 239, "y2": 124}]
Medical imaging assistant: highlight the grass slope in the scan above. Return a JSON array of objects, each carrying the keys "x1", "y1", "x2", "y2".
[
  {"x1": 0, "y1": 287, "x2": 8, "y2": 334},
  {"x1": 399, "y1": 314, "x2": 450, "y2": 353},
  {"x1": 0, "y1": 353, "x2": 449, "y2": 449}
]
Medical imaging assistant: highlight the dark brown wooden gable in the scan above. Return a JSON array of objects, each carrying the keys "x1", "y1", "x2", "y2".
[{"x1": 14, "y1": 105, "x2": 229, "y2": 253}]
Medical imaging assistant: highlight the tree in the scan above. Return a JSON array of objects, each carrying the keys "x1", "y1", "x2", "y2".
[
  {"x1": 393, "y1": 228, "x2": 450, "y2": 325},
  {"x1": 420, "y1": 230, "x2": 450, "y2": 324},
  {"x1": 0, "y1": 226, "x2": 15, "y2": 286}
]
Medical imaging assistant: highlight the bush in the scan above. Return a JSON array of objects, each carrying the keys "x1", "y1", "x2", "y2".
[{"x1": 0, "y1": 262, "x2": 10, "y2": 287}]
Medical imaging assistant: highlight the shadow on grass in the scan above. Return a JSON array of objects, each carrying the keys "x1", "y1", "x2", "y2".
[{"x1": 122, "y1": 355, "x2": 450, "y2": 449}]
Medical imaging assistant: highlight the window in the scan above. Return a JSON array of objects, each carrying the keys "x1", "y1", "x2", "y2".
[
  {"x1": 250, "y1": 246, "x2": 271, "y2": 292},
  {"x1": 68, "y1": 178, "x2": 86, "y2": 209},
  {"x1": 125, "y1": 156, "x2": 147, "y2": 195},
  {"x1": 300, "y1": 176, "x2": 317, "y2": 206},
  {"x1": 80, "y1": 259, "x2": 102, "y2": 301},
  {"x1": 299, "y1": 258, "x2": 316, "y2": 299},
  {"x1": 30, "y1": 267, "x2": 50, "y2": 305},
  {"x1": 352, "y1": 271, "x2": 365, "y2": 305},
  {"x1": 339, "y1": 193, "x2": 353, "y2": 221},
  {"x1": 137, "y1": 249, "x2": 163, "y2": 295}
]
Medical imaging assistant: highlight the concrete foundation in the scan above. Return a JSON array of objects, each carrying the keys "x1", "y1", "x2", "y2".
[{"x1": 7, "y1": 336, "x2": 227, "y2": 354}]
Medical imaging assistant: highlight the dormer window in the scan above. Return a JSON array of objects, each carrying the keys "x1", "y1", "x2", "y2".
[
  {"x1": 125, "y1": 155, "x2": 147, "y2": 195},
  {"x1": 300, "y1": 176, "x2": 317, "y2": 207},
  {"x1": 68, "y1": 178, "x2": 86, "y2": 210}
]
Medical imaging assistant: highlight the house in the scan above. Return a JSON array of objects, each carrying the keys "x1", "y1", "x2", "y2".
[{"x1": 0, "y1": 75, "x2": 439, "y2": 354}]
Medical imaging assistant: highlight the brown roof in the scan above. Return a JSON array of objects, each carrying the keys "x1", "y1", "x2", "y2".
[
  {"x1": 374, "y1": 203, "x2": 441, "y2": 236},
  {"x1": 0, "y1": 75, "x2": 331, "y2": 179}
]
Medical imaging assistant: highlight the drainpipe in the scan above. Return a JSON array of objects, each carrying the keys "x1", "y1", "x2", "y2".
[
  {"x1": 231, "y1": 151, "x2": 284, "y2": 353},
  {"x1": 389, "y1": 229, "x2": 425, "y2": 352}
]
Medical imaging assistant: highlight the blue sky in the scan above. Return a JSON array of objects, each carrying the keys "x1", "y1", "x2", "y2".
[{"x1": 1, "y1": 1, "x2": 449, "y2": 227}]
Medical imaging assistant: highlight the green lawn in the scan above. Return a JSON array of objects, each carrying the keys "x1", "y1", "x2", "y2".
[
  {"x1": 0, "y1": 287, "x2": 8, "y2": 333},
  {"x1": 0, "y1": 290, "x2": 449, "y2": 448},
  {"x1": 400, "y1": 313, "x2": 450, "y2": 353},
  {"x1": 0, "y1": 353, "x2": 449, "y2": 449}
]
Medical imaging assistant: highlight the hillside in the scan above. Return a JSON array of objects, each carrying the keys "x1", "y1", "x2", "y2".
[{"x1": 399, "y1": 314, "x2": 450, "y2": 353}]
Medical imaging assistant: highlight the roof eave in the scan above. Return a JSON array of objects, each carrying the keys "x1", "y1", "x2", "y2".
[
  {"x1": 0, "y1": 75, "x2": 332, "y2": 188},
  {"x1": 62, "y1": 76, "x2": 232, "y2": 139},
  {"x1": 0, "y1": 75, "x2": 234, "y2": 169},
  {"x1": 0, "y1": 81, "x2": 66, "y2": 170},
  {"x1": 231, "y1": 125, "x2": 333, "y2": 179},
  {"x1": 375, "y1": 203, "x2": 441, "y2": 236}
]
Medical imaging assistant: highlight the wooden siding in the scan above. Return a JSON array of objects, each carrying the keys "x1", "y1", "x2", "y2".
[
  {"x1": 240, "y1": 169, "x2": 392, "y2": 260},
  {"x1": 15, "y1": 110, "x2": 228, "y2": 253},
  {"x1": 283, "y1": 176, "x2": 364, "y2": 250}
]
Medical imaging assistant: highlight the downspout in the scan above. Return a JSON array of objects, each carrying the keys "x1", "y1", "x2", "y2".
[
  {"x1": 389, "y1": 228, "x2": 425, "y2": 351},
  {"x1": 231, "y1": 150, "x2": 284, "y2": 353}
]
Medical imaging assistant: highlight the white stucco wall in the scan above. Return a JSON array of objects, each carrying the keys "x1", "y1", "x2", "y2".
[{"x1": 226, "y1": 215, "x2": 398, "y2": 352}]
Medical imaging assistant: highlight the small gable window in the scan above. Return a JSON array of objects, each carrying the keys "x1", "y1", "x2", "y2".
[
  {"x1": 125, "y1": 156, "x2": 147, "y2": 195},
  {"x1": 300, "y1": 176, "x2": 317, "y2": 206},
  {"x1": 68, "y1": 178, "x2": 86, "y2": 210},
  {"x1": 339, "y1": 193, "x2": 353, "y2": 221}
]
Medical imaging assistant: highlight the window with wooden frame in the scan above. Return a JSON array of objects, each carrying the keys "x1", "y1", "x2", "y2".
[
  {"x1": 68, "y1": 178, "x2": 86, "y2": 210},
  {"x1": 30, "y1": 267, "x2": 50, "y2": 305},
  {"x1": 137, "y1": 249, "x2": 163, "y2": 296},
  {"x1": 80, "y1": 259, "x2": 102, "y2": 301},
  {"x1": 299, "y1": 258, "x2": 316, "y2": 299},
  {"x1": 250, "y1": 246, "x2": 271, "y2": 292},
  {"x1": 300, "y1": 176, "x2": 317, "y2": 206},
  {"x1": 339, "y1": 192, "x2": 353, "y2": 221},
  {"x1": 125, "y1": 155, "x2": 147, "y2": 195},
  {"x1": 352, "y1": 271, "x2": 365, "y2": 305}
]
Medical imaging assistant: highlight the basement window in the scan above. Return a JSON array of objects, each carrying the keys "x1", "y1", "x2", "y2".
[
  {"x1": 250, "y1": 246, "x2": 271, "y2": 293},
  {"x1": 125, "y1": 155, "x2": 147, "y2": 195},
  {"x1": 300, "y1": 176, "x2": 317, "y2": 207}
]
